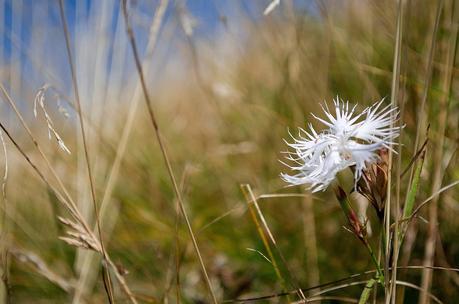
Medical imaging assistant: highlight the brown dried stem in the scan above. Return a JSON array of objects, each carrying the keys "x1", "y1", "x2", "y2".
[
  {"x1": 56, "y1": 0, "x2": 115, "y2": 302},
  {"x1": 121, "y1": 1, "x2": 217, "y2": 302}
]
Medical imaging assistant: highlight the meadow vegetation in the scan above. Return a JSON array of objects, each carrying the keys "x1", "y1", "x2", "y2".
[{"x1": 0, "y1": 0, "x2": 458, "y2": 303}]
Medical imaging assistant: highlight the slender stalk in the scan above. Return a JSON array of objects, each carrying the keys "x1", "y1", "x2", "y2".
[
  {"x1": 336, "y1": 188, "x2": 384, "y2": 283},
  {"x1": 240, "y1": 184, "x2": 289, "y2": 298},
  {"x1": 57, "y1": 1, "x2": 115, "y2": 302},
  {"x1": 98, "y1": 0, "x2": 169, "y2": 230},
  {"x1": 0, "y1": 120, "x2": 80, "y2": 226},
  {"x1": 0, "y1": 129, "x2": 10, "y2": 304},
  {"x1": 400, "y1": 151, "x2": 426, "y2": 240},
  {"x1": 1, "y1": 85, "x2": 108, "y2": 258},
  {"x1": 174, "y1": 203, "x2": 182, "y2": 304},
  {"x1": 242, "y1": 184, "x2": 307, "y2": 300},
  {"x1": 420, "y1": 0, "x2": 456, "y2": 301},
  {"x1": 411, "y1": 0, "x2": 443, "y2": 160},
  {"x1": 121, "y1": 1, "x2": 217, "y2": 302},
  {"x1": 410, "y1": 180, "x2": 459, "y2": 220},
  {"x1": 4, "y1": 27, "x2": 115, "y2": 153},
  {"x1": 223, "y1": 265, "x2": 459, "y2": 303},
  {"x1": 240, "y1": 280, "x2": 443, "y2": 304},
  {"x1": 0, "y1": 118, "x2": 140, "y2": 304},
  {"x1": 401, "y1": 8, "x2": 444, "y2": 300},
  {"x1": 302, "y1": 195, "x2": 320, "y2": 292},
  {"x1": 364, "y1": 240, "x2": 384, "y2": 282},
  {"x1": 0, "y1": 84, "x2": 79, "y2": 219},
  {"x1": 374, "y1": 231, "x2": 384, "y2": 303},
  {"x1": 404, "y1": 9, "x2": 444, "y2": 297},
  {"x1": 75, "y1": 0, "x2": 169, "y2": 301},
  {"x1": 386, "y1": 0, "x2": 404, "y2": 301},
  {"x1": 393, "y1": 147, "x2": 425, "y2": 302}
]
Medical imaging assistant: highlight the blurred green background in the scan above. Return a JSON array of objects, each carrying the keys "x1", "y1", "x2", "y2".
[{"x1": 0, "y1": 0, "x2": 458, "y2": 303}]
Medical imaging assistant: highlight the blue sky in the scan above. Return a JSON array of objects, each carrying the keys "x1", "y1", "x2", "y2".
[{"x1": 0, "y1": 0, "x2": 318, "y2": 106}]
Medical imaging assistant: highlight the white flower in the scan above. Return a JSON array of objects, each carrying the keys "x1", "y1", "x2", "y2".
[{"x1": 281, "y1": 97, "x2": 400, "y2": 192}]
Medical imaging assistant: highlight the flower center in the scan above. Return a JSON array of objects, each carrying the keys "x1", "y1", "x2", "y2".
[{"x1": 339, "y1": 150, "x2": 352, "y2": 160}]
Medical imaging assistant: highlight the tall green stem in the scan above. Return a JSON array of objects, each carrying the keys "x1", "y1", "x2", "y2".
[{"x1": 364, "y1": 240, "x2": 384, "y2": 284}]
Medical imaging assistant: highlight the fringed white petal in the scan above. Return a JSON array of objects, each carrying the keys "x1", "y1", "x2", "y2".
[{"x1": 281, "y1": 97, "x2": 400, "y2": 192}]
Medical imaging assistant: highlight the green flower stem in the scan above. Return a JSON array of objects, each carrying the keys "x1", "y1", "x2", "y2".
[
  {"x1": 364, "y1": 239, "x2": 384, "y2": 284},
  {"x1": 335, "y1": 186, "x2": 384, "y2": 285}
]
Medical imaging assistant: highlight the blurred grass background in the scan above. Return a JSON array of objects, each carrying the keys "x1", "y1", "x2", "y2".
[{"x1": 0, "y1": 0, "x2": 458, "y2": 303}]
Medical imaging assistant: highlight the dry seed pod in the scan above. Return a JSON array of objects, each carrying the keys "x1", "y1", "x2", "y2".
[
  {"x1": 355, "y1": 148, "x2": 389, "y2": 220},
  {"x1": 334, "y1": 186, "x2": 367, "y2": 241}
]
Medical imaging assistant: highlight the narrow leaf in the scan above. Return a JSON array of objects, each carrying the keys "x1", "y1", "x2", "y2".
[{"x1": 400, "y1": 149, "x2": 426, "y2": 241}]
